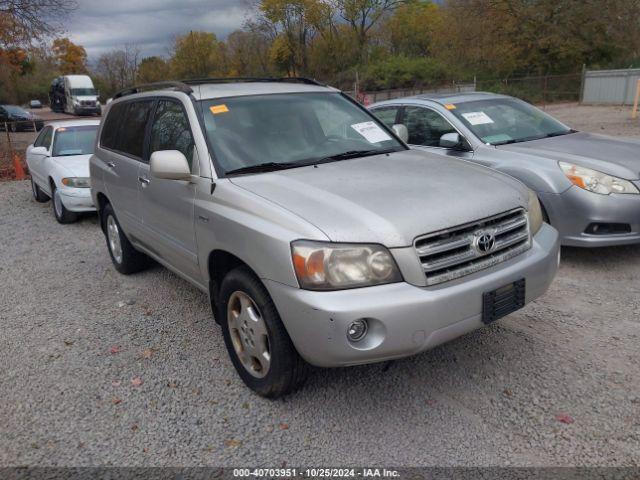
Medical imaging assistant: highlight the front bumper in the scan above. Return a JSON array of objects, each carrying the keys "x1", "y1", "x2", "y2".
[
  {"x1": 540, "y1": 184, "x2": 640, "y2": 247},
  {"x1": 266, "y1": 223, "x2": 559, "y2": 367},
  {"x1": 73, "y1": 105, "x2": 101, "y2": 115},
  {"x1": 59, "y1": 188, "x2": 96, "y2": 212}
]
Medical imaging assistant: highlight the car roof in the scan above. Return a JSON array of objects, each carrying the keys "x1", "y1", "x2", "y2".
[
  {"x1": 48, "y1": 119, "x2": 101, "y2": 129},
  {"x1": 376, "y1": 91, "x2": 511, "y2": 107},
  {"x1": 192, "y1": 82, "x2": 338, "y2": 100}
]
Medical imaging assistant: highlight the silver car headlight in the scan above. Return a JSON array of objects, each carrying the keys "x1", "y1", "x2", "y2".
[
  {"x1": 528, "y1": 190, "x2": 543, "y2": 235},
  {"x1": 559, "y1": 162, "x2": 639, "y2": 195},
  {"x1": 291, "y1": 240, "x2": 402, "y2": 290},
  {"x1": 61, "y1": 177, "x2": 91, "y2": 188}
]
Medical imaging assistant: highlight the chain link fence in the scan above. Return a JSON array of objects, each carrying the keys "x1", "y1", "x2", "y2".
[{"x1": 0, "y1": 122, "x2": 36, "y2": 180}]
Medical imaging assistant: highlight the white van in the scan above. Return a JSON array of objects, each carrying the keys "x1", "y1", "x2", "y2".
[{"x1": 50, "y1": 75, "x2": 101, "y2": 116}]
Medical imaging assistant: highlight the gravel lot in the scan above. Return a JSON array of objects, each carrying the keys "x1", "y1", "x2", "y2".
[{"x1": 1, "y1": 105, "x2": 639, "y2": 467}]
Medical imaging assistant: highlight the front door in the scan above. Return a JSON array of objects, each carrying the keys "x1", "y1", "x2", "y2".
[{"x1": 139, "y1": 98, "x2": 200, "y2": 282}]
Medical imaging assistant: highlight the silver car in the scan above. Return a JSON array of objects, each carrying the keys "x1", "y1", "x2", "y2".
[
  {"x1": 90, "y1": 79, "x2": 559, "y2": 397},
  {"x1": 370, "y1": 93, "x2": 640, "y2": 247}
]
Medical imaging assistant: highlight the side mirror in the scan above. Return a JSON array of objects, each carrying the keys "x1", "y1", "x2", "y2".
[
  {"x1": 150, "y1": 150, "x2": 191, "y2": 181},
  {"x1": 440, "y1": 132, "x2": 463, "y2": 149},
  {"x1": 392, "y1": 124, "x2": 409, "y2": 143},
  {"x1": 31, "y1": 146, "x2": 49, "y2": 156}
]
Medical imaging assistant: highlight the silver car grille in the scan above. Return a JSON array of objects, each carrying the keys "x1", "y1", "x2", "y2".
[
  {"x1": 415, "y1": 209, "x2": 531, "y2": 286},
  {"x1": 80, "y1": 100, "x2": 96, "y2": 106}
]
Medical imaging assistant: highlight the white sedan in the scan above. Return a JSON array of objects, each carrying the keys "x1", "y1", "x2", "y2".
[{"x1": 26, "y1": 119, "x2": 100, "y2": 223}]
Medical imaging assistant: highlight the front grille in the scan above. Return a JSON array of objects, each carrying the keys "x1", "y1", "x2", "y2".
[
  {"x1": 80, "y1": 100, "x2": 96, "y2": 106},
  {"x1": 414, "y1": 209, "x2": 531, "y2": 286}
]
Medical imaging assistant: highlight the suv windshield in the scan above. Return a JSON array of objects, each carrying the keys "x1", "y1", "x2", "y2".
[
  {"x1": 70, "y1": 88, "x2": 97, "y2": 96},
  {"x1": 52, "y1": 125, "x2": 98, "y2": 157},
  {"x1": 200, "y1": 92, "x2": 404, "y2": 175},
  {"x1": 450, "y1": 98, "x2": 573, "y2": 145}
]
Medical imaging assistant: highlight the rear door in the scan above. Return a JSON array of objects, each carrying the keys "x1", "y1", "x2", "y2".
[
  {"x1": 138, "y1": 98, "x2": 200, "y2": 281},
  {"x1": 99, "y1": 99, "x2": 155, "y2": 237}
]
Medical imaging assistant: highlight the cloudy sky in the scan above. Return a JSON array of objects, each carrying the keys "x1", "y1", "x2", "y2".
[{"x1": 65, "y1": 0, "x2": 252, "y2": 61}]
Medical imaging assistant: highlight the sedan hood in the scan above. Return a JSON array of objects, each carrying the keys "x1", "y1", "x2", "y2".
[
  {"x1": 230, "y1": 149, "x2": 529, "y2": 247},
  {"x1": 51, "y1": 154, "x2": 92, "y2": 178},
  {"x1": 498, "y1": 132, "x2": 640, "y2": 179}
]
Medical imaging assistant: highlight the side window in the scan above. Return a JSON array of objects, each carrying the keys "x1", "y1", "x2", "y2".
[
  {"x1": 116, "y1": 100, "x2": 155, "y2": 159},
  {"x1": 149, "y1": 100, "x2": 195, "y2": 168},
  {"x1": 372, "y1": 107, "x2": 400, "y2": 128},
  {"x1": 100, "y1": 102, "x2": 126, "y2": 150},
  {"x1": 39, "y1": 127, "x2": 53, "y2": 149},
  {"x1": 403, "y1": 106, "x2": 457, "y2": 147},
  {"x1": 34, "y1": 126, "x2": 49, "y2": 147}
]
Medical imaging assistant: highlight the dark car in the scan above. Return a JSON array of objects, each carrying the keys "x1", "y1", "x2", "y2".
[{"x1": 0, "y1": 105, "x2": 45, "y2": 132}]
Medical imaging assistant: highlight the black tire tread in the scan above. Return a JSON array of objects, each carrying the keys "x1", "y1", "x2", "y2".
[
  {"x1": 102, "y1": 203, "x2": 149, "y2": 274},
  {"x1": 218, "y1": 266, "x2": 308, "y2": 398}
]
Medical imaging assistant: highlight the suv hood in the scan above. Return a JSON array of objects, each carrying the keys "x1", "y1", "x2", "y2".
[
  {"x1": 497, "y1": 132, "x2": 640, "y2": 179},
  {"x1": 230, "y1": 149, "x2": 529, "y2": 247}
]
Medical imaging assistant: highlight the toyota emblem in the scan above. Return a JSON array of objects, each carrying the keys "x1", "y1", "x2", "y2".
[{"x1": 475, "y1": 232, "x2": 495, "y2": 253}]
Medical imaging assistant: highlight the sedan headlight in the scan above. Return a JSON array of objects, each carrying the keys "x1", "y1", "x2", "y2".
[
  {"x1": 291, "y1": 240, "x2": 402, "y2": 290},
  {"x1": 559, "y1": 162, "x2": 639, "y2": 195},
  {"x1": 528, "y1": 190, "x2": 543, "y2": 235},
  {"x1": 61, "y1": 177, "x2": 91, "y2": 188}
]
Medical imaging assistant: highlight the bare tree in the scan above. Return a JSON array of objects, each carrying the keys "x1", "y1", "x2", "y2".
[
  {"x1": 0, "y1": 0, "x2": 78, "y2": 47},
  {"x1": 94, "y1": 44, "x2": 141, "y2": 95}
]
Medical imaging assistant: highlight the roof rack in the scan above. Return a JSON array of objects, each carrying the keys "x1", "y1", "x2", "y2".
[
  {"x1": 112, "y1": 77, "x2": 326, "y2": 100},
  {"x1": 181, "y1": 77, "x2": 326, "y2": 87},
  {"x1": 112, "y1": 81, "x2": 193, "y2": 100}
]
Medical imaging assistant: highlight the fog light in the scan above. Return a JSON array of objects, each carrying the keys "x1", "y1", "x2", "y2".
[{"x1": 347, "y1": 319, "x2": 368, "y2": 342}]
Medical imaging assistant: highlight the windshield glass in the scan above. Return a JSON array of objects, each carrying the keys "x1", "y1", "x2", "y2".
[
  {"x1": 70, "y1": 88, "x2": 97, "y2": 96},
  {"x1": 52, "y1": 125, "x2": 98, "y2": 157},
  {"x1": 199, "y1": 92, "x2": 404, "y2": 174},
  {"x1": 4, "y1": 105, "x2": 29, "y2": 115},
  {"x1": 450, "y1": 98, "x2": 572, "y2": 145}
]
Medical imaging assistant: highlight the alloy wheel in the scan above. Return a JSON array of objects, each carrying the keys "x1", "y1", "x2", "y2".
[
  {"x1": 227, "y1": 291, "x2": 271, "y2": 378},
  {"x1": 106, "y1": 215, "x2": 123, "y2": 264}
]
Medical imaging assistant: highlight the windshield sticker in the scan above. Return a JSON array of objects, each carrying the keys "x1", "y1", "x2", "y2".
[
  {"x1": 444, "y1": 104, "x2": 457, "y2": 110},
  {"x1": 210, "y1": 104, "x2": 229, "y2": 115},
  {"x1": 461, "y1": 111, "x2": 494, "y2": 125},
  {"x1": 482, "y1": 134, "x2": 512, "y2": 144},
  {"x1": 351, "y1": 121, "x2": 392, "y2": 143}
]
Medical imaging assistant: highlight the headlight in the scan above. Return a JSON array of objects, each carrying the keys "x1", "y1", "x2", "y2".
[
  {"x1": 291, "y1": 240, "x2": 402, "y2": 290},
  {"x1": 61, "y1": 177, "x2": 91, "y2": 188},
  {"x1": 528, "y1": 190, "x2": 543, "y2": 235},
  {"x1": 559, "y1": 162, "x2": 639, "y2": 195}
]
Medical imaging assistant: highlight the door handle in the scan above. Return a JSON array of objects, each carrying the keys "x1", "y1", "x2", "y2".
[
  {"x1": 138, "y1": 176, "x2": 150, "y2": 186},
  {"x1": 106, "y1": 161, "x2": 116, "y2": 168}
]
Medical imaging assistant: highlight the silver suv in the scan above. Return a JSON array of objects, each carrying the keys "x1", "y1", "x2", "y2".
[{"x1": 90, "y1": 78, "x2": 560, "y2": 397}]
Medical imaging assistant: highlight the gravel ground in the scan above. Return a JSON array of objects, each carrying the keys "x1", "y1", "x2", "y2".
[{"x1": 1, "y1": 106, "x2": 640, "y2": 468}]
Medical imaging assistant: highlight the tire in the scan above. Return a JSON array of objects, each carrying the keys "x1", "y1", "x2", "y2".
[
  {"x1": 31, "y1": 177, "x2": 49, "y2": 202},
  {"x1": 102, "y1": 202, "x2": 149, "y2": 274},
  {"x1": 51, "y1": 183, "x2": 78, "y2": 224},
  {"x1": 10, "y1": 123, "x2": 17, "y2": 133},
  {"x1": 218, "y1": 266, "x2": 309, "y2": 398}
]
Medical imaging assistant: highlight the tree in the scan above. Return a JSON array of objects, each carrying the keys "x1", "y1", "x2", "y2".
[
  {"x1": 136, "y1": 56, "x2": 170, "y2": 84},
  {"x1": 226, "y1": 28, "x2": 273, "y2": 76},
  {"x1": 333, "y1": 0, "x2": 406, "y2": 62},
  {"x1": 384, "y1": 0, "x2": 440, "y2": 57},
  {"x1": 52, "y1": 37, "x2": 87, "y2": 74},
  {"x1": 94, "y1": 44, "x2": 140, "y2": 96},
  {"x1": 0, "y1": 0, "x2": 77, "y2": 48},
  {"x1": 170, "y1": 31, "x2": 225, "y2": 79}
]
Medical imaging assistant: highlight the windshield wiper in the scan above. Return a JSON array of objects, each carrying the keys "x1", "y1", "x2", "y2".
[
  {"x1": 225, "y1": 162, "x2": 300, "y2": 176},
  {"x1": 303, "y1": 148, "x2": 401, "y2": 166},
  {"x1": 545, "y1": 129, "x2": 577, "y2": 138}
]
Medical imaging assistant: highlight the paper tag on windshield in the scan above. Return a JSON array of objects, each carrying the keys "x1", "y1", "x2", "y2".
[
  {"x1": 461, "y1": 111, "x2": 494, "y2": 125},
  {"x1": 351, "y1": 121, "x2": 392, "y2": 143}
]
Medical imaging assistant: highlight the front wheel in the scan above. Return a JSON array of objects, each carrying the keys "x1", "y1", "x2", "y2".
[
  {"x1": 31, "y1": 177, "x2": 49, "y2": 202},
  {"x1": 52, "y1": 184, "x2": 78, "y2": 223},
  {"x1": 218, "y1": 267, "x2": 309, "y2": 398},
  {"x1": 102, "y1": 203, "x2": 149, "y2": 274}
]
